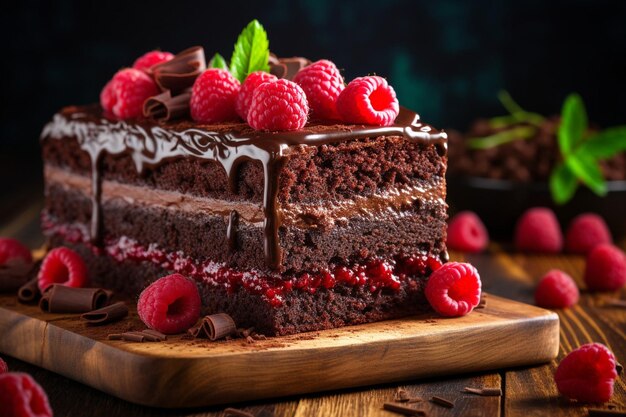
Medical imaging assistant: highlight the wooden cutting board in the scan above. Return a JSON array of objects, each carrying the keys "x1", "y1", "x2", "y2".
[{"x1": 0, "y1": 292, "x2": 558, "y2": 408}]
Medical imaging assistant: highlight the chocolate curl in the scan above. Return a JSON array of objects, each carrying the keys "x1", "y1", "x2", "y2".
[
  {"x1": 81, "y1": 301, "x2": 129, "y2": 325},
  {"x1": 188, "y1": 313, "x2": 237, "y2": 341},
  {"x1": 143, "y1": 90, "x2": 192, "y2": 121},
  {"x1": 18, "y1": 277, "x2": 40, "y2": 303},
  {"x1": 39, "y1": 285, "x2": 113, "y2": 313},
  {"x1": 0, "y1": 260, "x2": 33, "y2": 292},
  {"x1": 269, "y1": 54, "x2": 311, "y2": 80},
  {"x1": 143, "y1": 46, "x2": 206, "y2": 121},
  {"x1": 151, "y1": 46, "x2": 205, "y2": 93}
]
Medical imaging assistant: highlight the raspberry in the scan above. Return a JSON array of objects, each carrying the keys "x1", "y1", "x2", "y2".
[
  {"x1": 235, "y1": 71, "x2": 278, "y2": 120},
  {"x1": 293, "y1": 59, "x2": 344, "y2": 120},
  {"x1": 514, "y1": 207, "x2": 563, "y2": 253},
  {"x1": 100, "y1": 68, "x2": 159, "y2": 119},
  {"x1": 446, "y1": 211, "x2": 489, "y2": 253},
  {"x1": 0, "y1": 372, "x2": 53, "y2": 417},
  {"x1": 336, "y1": 76, "x2": 399, "y2": 126},
  {"x1": 0, "y1": 238, "x2": 32, "y2": 266},
  {"x1": 565, "y1": 213, "x2": 612, "y2": 254},
  {"x1": 555, "y1": 343, "x2": 618, "y2": 403},
  {"x1": 190, "y1": 69, "x2": 241, "y2": 123},
  {"x1": 534, "y1": 269, "x2": 579, "y2": 308},
  {"x1": 425, "y1": 262, "x2": 481, "y2": 317},
  {"x1": 132, "y1": 50, "x2": 174, "y2": 72},
  {"x1": 137, "y1": 273, "x2": 201, "y2": 334},
  {"x1": 0, "y1": 357, "x2": 7, "y2": 373},
  {"x1": 247, "y1": 79, "x2": 309, "y2": 131},
  {"x1": 37, "y1": 247, "x2": 88, "y2": 292},
  {"x1": 584, "y1": 244, "x2": 626, "y2": 291}
]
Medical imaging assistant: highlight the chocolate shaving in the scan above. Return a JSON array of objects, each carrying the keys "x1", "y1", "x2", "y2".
[
  {"x1": 143, "y1": 90, "x2": 192, "y2": 121},
  {"x1": 81, "y1": 301, "x2": 128, "y2": 325},
  {"x1": 39, "y1": 285, "x2": 113, "y2": 313},
  {"x1": 430, "y1": 396, "x2": 454, "y2": 408},
  {"x1": 382, "y1": 403, "x2": 426, "y2": 416},
  {"x1": 268, "y1": 55, "x2": 311, "y2": 80},
  {"x1": 189, "y1": 314, "x2": 237, "y2": 341},
  {"x1": 143, "y1": 46, "x2": 205, "y2": 121},
  {"x1": 394, "y1": 388, "x2": 411, "y2": 402},
  {"x1": 142, "y1": 329, "x2": 167, "y2": 341},
  {"x1": 588, "y1": 409, "x2": 626, "y2": 417},
  {"x1": 603, "y1": 299, "x2": 626, "y2": 308},
  {"x1": 224, "y1": 408, "x2": 255, "y2": 417},
  {"x1": 18, "y1": 276, "x2": 40, "y2": 303},
  {"x1": 463, "y1": 387, "x2": 502, "y2": 396},
  {"x1": 0, "y1": 260, "x2": 33, "y2": 292},
  {"x1": 109, "y1": 330, "x2": 167, "y2": 343}
]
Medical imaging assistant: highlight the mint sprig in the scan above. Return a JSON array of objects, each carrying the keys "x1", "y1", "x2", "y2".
[
  {"x1": 229, "y1": 19, "x2": 270, "y2": 82},
  {"x1": 209, "y1": 53, "x2": 228, "y2": 70},
  {"x1": 550, "y1": 93, "x2": 626, "y2": 204}
]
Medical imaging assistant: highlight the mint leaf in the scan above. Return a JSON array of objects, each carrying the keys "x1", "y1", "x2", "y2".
[
  {"x1": 549, "y1": 162, "x2": 579, "y2": 205},
  {"x1": 229, "y1": 20, "x2": 270, "y2": 82},
  {"x1": 467, "y1": 125, "x2": 536, "y2": 149},
  {"x1": 494, "y1": 90, "x2": 545, "y2": 127},
  {"x1": 578, "y1": 126, "x2": 626, "y2": 158},
  {"x1": 558, "y1": 93, "x2": 587, "y2": 156},
  {"x1": 565, "y1": 152, "x2": 607, "y2": 196},
  {"x1": 209, "y1": 53, "x2": 228, "y2": 70}
]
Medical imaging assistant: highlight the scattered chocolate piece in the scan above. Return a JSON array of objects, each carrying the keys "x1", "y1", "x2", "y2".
[
  {"x1": 18, "y1": 277, "x2": 40, "y2": 303},
  {"x1": 224, "y1": 408, "x2": 255, "y2": 417},
  {"x1": 188, "y1": 313, "x2": 237, "y2": 341},
  {"x1": 238, "y1": 327, "x2": 255, "y2": 338},
  {"x1": 204, "y1": 313, "x2": 237, "y2": 341},
  {"x1": 393, "y1": 388, "x2": 411, "y2": 402},
  {"x1": 81, "y1": 302, "x2": 129, "y2": 325},
  {"x1": 252, "y1": 334, "x2": 267, "y2": 341},
  {"x1": 142, "y1": 329, "x2": 167, "y2": 341},
  {"x1": 430, "y1": 396, "x2": 454, "y2": 408},
  {"x1": 382, "y1": 402, "x2": 426, "y2": 416},
  {"x1": 107, "y1": 331, "x2": 164, "y2": 343},
  {"x1": 268, "y1": 55, "x2": 311, "y2": 80},
  {"x1": 246, "y1": 335, "x2": 255, "y2": 344},
  {"x1": 603, "y1": 299, "x2": 626, "y2": 309},
  {"x1": 39, "y1": 285, "x2": 113, "y2": 313},
  {"x1": 0, "y1": 260, "x2": 33, "y2": 292},
  {"x1": 463, "y1": 387, "x2": 502, "y2": 396},
  {"x1": 588, "y1": 409, "x2": 626, "y2": 417},
  {"x1": 120, "y1": 332, "x2": 146, "y2": 343}
]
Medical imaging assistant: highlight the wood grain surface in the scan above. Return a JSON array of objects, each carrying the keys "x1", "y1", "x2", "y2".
[
  {"x1": 1, "y1": 202, "x2": 625, "y2": 416},
  {"x1": 0, "y1": 292, "x2": 557, "y2": 408}
]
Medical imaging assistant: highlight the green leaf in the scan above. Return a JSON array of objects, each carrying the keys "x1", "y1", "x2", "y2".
[
  {"x1": 577, "y1": 126, "x2": 626, "y2": 158},
  {"x1": 467, "y1": 125, "x2": 536, "y2": 149},
  {"x1": 229, "y1": 19, "x2": 270, "y2": 82},
  {"x1": 209, "y1": 53, "x2": 228, "y2": 70},
  {"x1": 558, "y1": 93, "x2": 587, "y2": 156},
  {"x1": 492, "y1": 90, "x2": 545, "y2": 127},
  {"x1": 565, "y1": 152, "x2": 607, "y2": 196},
  {"x1": 549, "y1": 162, "x2": 579, "y2": 204}
]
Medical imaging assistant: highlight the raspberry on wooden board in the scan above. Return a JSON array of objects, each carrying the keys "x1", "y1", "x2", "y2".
[
  {"x1": 534, "y1": 269, "x2": 579, "y2": 309},
  {"x1": 425, "y1": 262, "x2": 481, "y2": 317},
  {"x1": 37, "y1": 247, "x2": 88, "y2": 292},
  {"x1": 514, "y1": 207, "x2": 563, "y2": 253},
  {"x1": 446, "y1": 211, "x2": 489, "y2": 253},
  {"x1": 0, "y1": 372, "x2": 53, "y2": 417}
]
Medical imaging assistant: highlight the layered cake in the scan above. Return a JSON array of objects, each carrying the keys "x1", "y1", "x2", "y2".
[{"x1": 39, "y1": 25, "x2": 448, "y2": 335}]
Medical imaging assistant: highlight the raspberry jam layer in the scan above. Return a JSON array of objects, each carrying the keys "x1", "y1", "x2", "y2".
[{"x1": 42, "y1": 213, "x2": 442, "y2": 307}]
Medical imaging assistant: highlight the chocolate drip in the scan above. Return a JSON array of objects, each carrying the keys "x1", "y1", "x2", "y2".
[
  {"x1": 90, "y1": 153, "x2": 103, "y2": 244},
  {"x1": 41, "y1": 106, "x2": 447, "y2": 270},
  {"x1": 227, "y1": 210, "x2": 239, "y2": 252}
]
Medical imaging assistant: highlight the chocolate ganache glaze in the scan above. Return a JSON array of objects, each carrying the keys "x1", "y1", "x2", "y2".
[{"x1": 41, "y1": 105, "x2": 447, "y2": 270}]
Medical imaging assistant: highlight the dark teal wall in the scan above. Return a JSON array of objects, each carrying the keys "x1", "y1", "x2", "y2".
[{"x1": 2, "y1": 0, "x2": 625, "y2": 154}]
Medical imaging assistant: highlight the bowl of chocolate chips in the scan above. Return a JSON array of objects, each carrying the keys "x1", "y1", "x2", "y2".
[{"x1": 446, "y1": 92, "x2": 626, "y2": 239}]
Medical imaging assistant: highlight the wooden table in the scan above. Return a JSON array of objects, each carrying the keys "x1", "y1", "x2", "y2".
[{"x1": 2, "y1": 197, "x2": 625, "y2": 417}]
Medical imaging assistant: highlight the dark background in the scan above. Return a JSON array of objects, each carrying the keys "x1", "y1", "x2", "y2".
[{"x1": 1, "y1": 0, "x2": 625, "y2": 175}]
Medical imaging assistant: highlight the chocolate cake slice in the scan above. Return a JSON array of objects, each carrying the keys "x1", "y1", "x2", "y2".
[{"x1": 40, "y1": 104, "x2": 448, "y2": 335}]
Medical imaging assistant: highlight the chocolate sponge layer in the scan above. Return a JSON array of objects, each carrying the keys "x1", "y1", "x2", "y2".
[
  {"x1": 42, "y1": 134, "x2": 446, "y2": 204},
  {"x1": 44, "y1": 183, "x2": 447, "y2": 274},
  {"x1": 46, "y1": 236, "x2": 430, "y2": 336}
]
